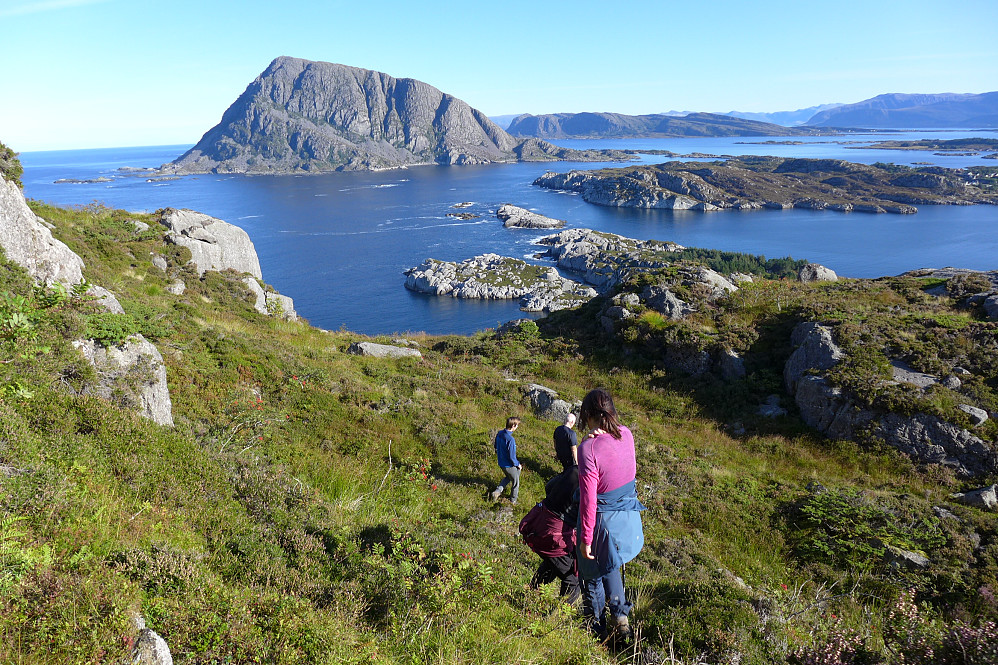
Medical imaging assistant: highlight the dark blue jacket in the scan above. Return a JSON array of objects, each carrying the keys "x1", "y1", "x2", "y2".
[{"x1": 495, "y1": 429, "x2": 519, "y2": 468}]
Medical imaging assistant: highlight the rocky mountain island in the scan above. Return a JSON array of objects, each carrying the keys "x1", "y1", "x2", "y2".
[
  {"x1": 163, "y1": 57, "x2": 632, "y2": 174},
  {"x1": 533, "y1": 157, "x2": 998, "y2": 212}
]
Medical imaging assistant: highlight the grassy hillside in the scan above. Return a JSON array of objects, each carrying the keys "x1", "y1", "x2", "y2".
[{"x1": 1, "y1": 197, "x2": 997, "y2": 664}]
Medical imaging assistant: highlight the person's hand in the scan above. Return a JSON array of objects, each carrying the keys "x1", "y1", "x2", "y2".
[{"x1": 582, "y1": 543, "x2": 594, "y2": 560}]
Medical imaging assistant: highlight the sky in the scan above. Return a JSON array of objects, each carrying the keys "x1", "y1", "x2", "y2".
[{"x1": 2, "y1": 0, "x2": 996, "y2": 151}]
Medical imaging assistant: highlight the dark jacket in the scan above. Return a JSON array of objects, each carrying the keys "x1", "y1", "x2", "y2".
[{"x1": 554, "y1": 425, "x2": 578, "y2": 469}]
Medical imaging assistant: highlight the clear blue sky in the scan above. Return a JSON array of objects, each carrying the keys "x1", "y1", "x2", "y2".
[{"x1": 2, "y1": 0, "x2": 996, "y2": 151}]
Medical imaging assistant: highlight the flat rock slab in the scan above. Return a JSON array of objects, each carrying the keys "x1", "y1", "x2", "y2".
[{"x1": 347, "y1": 342, "x2": 422, "y2": 359}]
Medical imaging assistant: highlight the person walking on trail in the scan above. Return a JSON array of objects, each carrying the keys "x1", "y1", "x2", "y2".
[
  {"x1": 553, "y1": 412, "x2": 578, "y2": 470},
  {"x1": 490, "y1": 416, "x2": 521, "y2": 504},
  {"x1": 519, "y1": 463, "x2": 580, "y2": 603},
  {"x1": 576, "y1": 388, "x2": 646, "y2": 642}
]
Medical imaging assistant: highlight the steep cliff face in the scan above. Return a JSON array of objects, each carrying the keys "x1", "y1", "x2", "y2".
[{"x1": 167, "y1": 57, "x2": 521, "y2": 173}]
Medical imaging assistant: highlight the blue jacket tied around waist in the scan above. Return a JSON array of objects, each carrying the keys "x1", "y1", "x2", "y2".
[{"x1": 577, "y1": 480, "x2": 646, "y2": 580}]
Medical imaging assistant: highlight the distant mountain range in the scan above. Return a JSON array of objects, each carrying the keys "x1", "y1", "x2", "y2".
[
  {"x1": 723, "y1": 104, "x2": 843, "y2": 127},
  {"x1": 505, "y1": 112, "x2": 828, "y2": 139},
  {"x1": 498, "y1": 93, "x2": 998, "y2": 138},
  {"x1": 165, "y1": 58, "x2": 631, "y2": 174},
  {"x1": 804, "y1": 92, "x2": 998, "y2": 128}
]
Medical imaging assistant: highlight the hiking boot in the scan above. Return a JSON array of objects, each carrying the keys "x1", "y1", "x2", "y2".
[
  {"x1": 614, "y1": 614, "x2": 633, "y2": 642},
  {"x1": 489, "y1": 488, "x2": 501, "y2": 502}
]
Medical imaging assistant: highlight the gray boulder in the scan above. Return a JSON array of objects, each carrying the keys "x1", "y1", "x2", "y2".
[
  {"x1": 642, "y1": 285, "x2": 692, "y2": 320},
  {"x1": 496, "y1": 204, "x2": 566, "y2": 229},
  {"x1": 883, "y1": 546, "x2": 930, "y2": 570},
  {"x1": 165, "y1": 280, "x2": 186, "y2": 295},
  {"x1": 890, "y1": 360, "x2": 938, "y2": 388},
  {"x1": 984, "y1": 293, "x2": 998, "y2": 321},
  {"x1": 958, "y1": 404, "x2": 989, "y2": 426},
  {"x1": 523, "y1": 383, "x2": 576, "y2": 421},
  {"x1": 950, "y1": 485, "x2": 997, "y2": 511},
  {"x1": 151, "y1": 254, "x2": 168, "y2": 271},
  {"x1": 717, "y1": 349, "x2": 747, "y2": 380},
  {"x1": 160, "y1": 208, "x2": 263, "y2": 279},
  {"x1": 73, "y1": 335, "x2": 174, "y2": 427},
  {"x1": 798, "y1": 263, "x2": 838, "y2": 283},
  {"x1": 133, "y1": 627, "x2": 173, "y2": 665},
  {"x1": 784, "y1": 323, "x2": 844, "y2": 393},
  {"x1": 0, "y1": 178, "x2": 85, "y2": 286},
  {"x1": 347, "y1": 342, "x2": 422, "y2": 359},
  {"x1": 242, "y1": 277, "x2": 298, "y2": 321},
  {"x1": 87, "y1": 285, "x2": 125, "y2": 314}
]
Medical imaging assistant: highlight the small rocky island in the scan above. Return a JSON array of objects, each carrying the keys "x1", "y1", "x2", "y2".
[
  {"x1": 403, "y1": 254, "x2": 596, "y2": 312},
  {"x1": 496, "y1": 204, "x2": 565, "y2": 229},
  {"x1": 534, "y1": 157, "x2": 998, "y2": 213},
  {"x1": 403, "y1": 228, "x2": 819, "y2": 314}
]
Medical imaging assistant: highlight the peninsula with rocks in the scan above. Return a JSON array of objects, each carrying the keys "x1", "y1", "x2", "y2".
[
  {"x1": 533, "y1": 157, "x2": 998, "y2": 213},
  {"x1": 506, "y1": 111, "x2": 834, "y2": 139},
  {"x1": 162, "y1": 57, "x2": 633, "y2": 174}
]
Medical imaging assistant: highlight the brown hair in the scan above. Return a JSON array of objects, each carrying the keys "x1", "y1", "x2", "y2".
[
  {"x1": 579, "y1": 388, "x2": 621, "y2": 439},
  {"x1": 506, "y1": 416, "x2": 521, "y2": 430}
]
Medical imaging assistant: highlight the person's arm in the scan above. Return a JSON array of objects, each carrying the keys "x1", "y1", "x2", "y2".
[
  {"x1": 509, "y1": 433, "x2": 520, "y2": 468},
  {"x1": 577, "y1": 442, "x2": 597, "y2": 558}
]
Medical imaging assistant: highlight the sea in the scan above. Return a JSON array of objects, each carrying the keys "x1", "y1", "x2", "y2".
[{"x1": 18, "y1": 131, "x2": 998, "y2": 335}]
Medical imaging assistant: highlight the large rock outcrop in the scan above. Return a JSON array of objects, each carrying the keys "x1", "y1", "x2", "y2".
[
  {"x1": 160, "y1": 208, "x2": 263, "y2": 279},
  {"x1": 164, "y1": 57, "x2": 631, "y2": 174},
  {"x1": 785, "y1": 322, "x2": 997, "y2": 477},
  {"x1": 0, "y1": 178, "x2": 84, "y2": 286},
  {"x1": 73, "y1": 335, "x2": 174, "y2": 427}
]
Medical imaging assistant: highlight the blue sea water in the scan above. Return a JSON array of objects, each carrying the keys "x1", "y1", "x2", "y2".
[{"x1": 18, "y1": 131, "x2": 998, "y2": 335}]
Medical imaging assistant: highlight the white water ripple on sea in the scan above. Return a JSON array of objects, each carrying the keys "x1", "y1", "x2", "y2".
[{"x1": 279, "y1": 218, "x2": 492, "y2": 237}]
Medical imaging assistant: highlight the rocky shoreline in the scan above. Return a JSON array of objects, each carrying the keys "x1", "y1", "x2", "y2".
[{"x1": 533, "y1": 157, "x2": 998, "y2": 213}]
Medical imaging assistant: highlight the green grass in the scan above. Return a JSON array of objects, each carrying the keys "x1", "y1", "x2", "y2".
[{"x1": 0, "y1": 198, "x2": 995, "y2": 664}]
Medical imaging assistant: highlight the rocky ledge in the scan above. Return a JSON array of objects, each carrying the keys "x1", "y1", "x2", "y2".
[
  {"x1": 496, "y1": 204, "x2": 565, "y2": 229},
  {"x1": 403, "y1": 254, "x2": 596, "y2": 312},
  {"x1": 533, "y1": 157, "x2": 998, "y2": 213},
  {"x1": 785, "y1": 322, "x2": 997, "y2": 478}
]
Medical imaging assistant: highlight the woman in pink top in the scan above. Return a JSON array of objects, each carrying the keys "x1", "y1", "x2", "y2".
[{"x1": 577, "y1": 388, "x2": 645, "y2": 642}]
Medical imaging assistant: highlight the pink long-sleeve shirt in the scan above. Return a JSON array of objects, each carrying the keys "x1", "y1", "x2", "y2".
[{"x1": 577, "y1": 425, "x2": 636, "y2": 546}]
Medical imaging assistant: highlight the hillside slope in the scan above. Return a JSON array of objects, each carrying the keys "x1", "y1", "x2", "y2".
[{"x1": 1, "y1": 151, "x2": 997, "y2": 663}]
